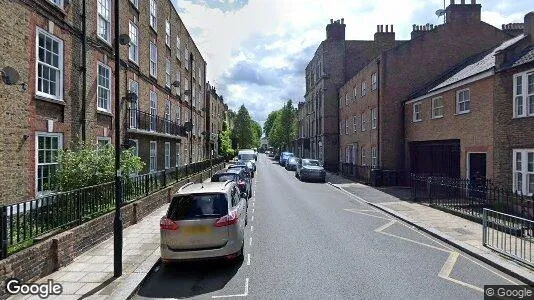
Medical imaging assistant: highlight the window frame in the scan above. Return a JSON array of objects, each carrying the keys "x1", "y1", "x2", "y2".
[
  {"x1": 149, "y1": 42, "x2": 158, "y2": 78},
  {"x1": 371, "y1": 147, "x2": 377, "y2": 167},
  {"x1": 128, "y1": 21, "x2": 139, "y2": 65},
  {"x1": 97, "y1": 62, "x2": 112, "y2": 112},
  {"x1": 176, "y1": 36, "x2": 181, "y2": 60},
  {"x1": 35, "y1": 28, "x2": 64, "y2": 101},
  {"x1": 413, "y1": 102, "x2": 422, "y2": 122},
  {"x1": 97, "y1": 0, "x2": 112, "y2": 44},
  {"x1": 345, "y1": 118, "x2": 349, "y2": 135},
  {"x1": 361, "y1": 81, "x2": 367, "y2": 97},
  {"x1": 371, "y1": 108, "x2": 377, "y2": 129},
  {"x1": 150, "y1": 0, "x2": 157, "y2": 30},
  {"x1": 97, "y1": 136, "x2": 111, "y2": 148},
  {"x1": 513, "y1": 149, "x2": 534, "y2": 196},
  {"x1": 149, "y1": 90, "x2": 157, "y2": 131},
  {"x1": 128, "y1": 80, "x2": 139, "y2": 128},
  {"x1": 48, "y1": 0, "x2": 63, "y2": 8},
  {"x1": 35, "y1": 132, "x2": 63, "y2": 196},
  {"x1": 353, "y1": 115, "x2": 358, "y2": 132},
  {"x1": 456, "y1": 88, "x2": 471, "y2": 114},
  {"x1": 371, "y1": 73, "x2": 377, "y2": 91},
  {"x1": 165, "y1": 19, "x2": 171, "y2": 47},
  {"x1": 165, "y1": 58, "x2": 171, "y2": 88},
  {"x1": 361, "y1": 112, "x2": 366, "y2": 132},
  {"x1": 150, "y1": 141, "x2": 157, "y2": 172},
  {"x1": 513, "y1": 70, "x2": 534, "y2": 118},
  {"x1": 431, "y1": 96, "x2": 444, "y2": 119},
  {"x1": 175, "y1": 143, "x2": 181, "y2": 167},
  {"x1": 129, "y1": 0, "x2": 138, "y2": 9},
  {"x1": 361, "y1": 146, "x2": 366, "y2": 166},
  {"x1": 164, "y1": 142, "x2": 171, "y2": 169}
]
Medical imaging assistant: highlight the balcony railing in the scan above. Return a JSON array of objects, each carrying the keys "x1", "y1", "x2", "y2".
[{"x1": 128, "y1": 109, "x2": 187, "y2": 137}]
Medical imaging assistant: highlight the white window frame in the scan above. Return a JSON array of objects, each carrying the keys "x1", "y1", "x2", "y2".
[
  {"x1": 345, "y1": 118, "x2": 349, "y2": 135},
  {"x1": 129, "y1": 0, "x2": 138, "y2": 9},
  {"x1": 164, "y1": 99, "x2": 171, "y2": 134},
  {"x1": 49, "y1": 0, "x2": 63, "y2": 8},
  {"x1": 36, "y1": 28, "x2": 64, "y2": 101},
  {"x1": 176, "y1": 36, "x2": 181, "y2": 60},
  {"x1": 164, "y1": 142, "x2": 171, "y2": 169},
  {"x1": 97, "y1": 0, "x2": 111, "y2": 44},
  {"x1": 175, "y1": 143, "x2": 181, "y2": 167},
  {"x1": 361, "y1": 112, "x2": 366, "y2": 131},
  {"x1": 175, "y1": 71, "x2": 181, "y2": 95},
  {"x1": 130, "y1": 139, "x2": 139, "y2": 157},
  {"x1": 150, "y1": 141, "x2": 157, "y2": 172},
  {"x1": 371, "y1": 108, "x2": 377, "y2": 129},
  {"x1": 35, "y1": 132, "x2": 63, "y2": 196},
  {"x1": 361, "y1": 81, "x2": 367, "y2": 97},
  {"x1": 165, "y1": 19, "x2": 170, "y2": 47},
  {"x1": 361, "y1": 146, "x2": 366, "y2": 166},
  {"x1": 150, "y1": 42, "x2": 158, "y2": 78},
  {"x1": 165, "y1": 58, "x2": 171, "y2": 88},
  {"x1": 353, "y1": 86, "x2": 358, "y2": 100},
  {"x1": 150, "y1": 0, "x2": 157, "y2": 30},
  {"x1": 97, "y1": 136, "x2": 111, "y2": 148},
  {"x1": 432, "y1": 97, "x2": 444, "y2": 119},
  {"x1": 371, "y1": 147, "x2": 377, "y2": 167},
  {"x1": 345, "y1": 93, "x2": 349, "y2": 106},
  {"x1": 97, "y1": 62, "x2": 112, "y2": 112},
  {"x1": 413, "y1": 102, "x2": 422, "y2": 122},
  {"x1": 371, "y1": 73, "x2": 377, "y2": 91},
  {"x1": 128, "y1": 21, "x2": 139, "y2": 64},
  {"x1": 513, "y1": 70, "x2": 534, "y2": 118},
  {"x1": 456, "y1": 88, "x2": 471, "y2": 114},
  {"x1": 353, "y1": 115, "x2": 357, "y2": 132},
  {"x1": 149, "y1": 90, "x2": 157, "y2": 131},
  {"x1": 513, "y1": 149, "x2": 534, "y2": 196},
  {"x1": 175, "y1": 105, "x2": 181, "y2": 125}
]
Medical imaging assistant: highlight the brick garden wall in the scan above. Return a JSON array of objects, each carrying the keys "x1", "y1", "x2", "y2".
[{"x1": 0, "y1": 163, "x2": 224, "y2": 299}]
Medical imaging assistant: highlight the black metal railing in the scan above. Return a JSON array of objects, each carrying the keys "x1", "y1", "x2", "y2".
[
  {"x1": 340, "y1": 163, "x2": 371, "y2": 184},
  {"x1": 0, "y1": 157, "x2": 225, "y2": 259},
  {"x1": 411, "y1": 174, "x2": 534, "y2": 222},
  {"x1": 128, "y1": 108, "x2": 187, "y2": 137}
]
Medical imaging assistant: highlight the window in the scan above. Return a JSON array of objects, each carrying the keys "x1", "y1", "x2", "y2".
[
  {"x1": 36, "y1": 133, "x2": 62, "y2": 195},
  {"x1": 150, "y1": 0, "x2": 157, "y2": 30},
  {"x1": 97, "y1": 62, "x2": 111, "y2": 112},
  {"x1": 164, "y1": 99, "x2": 171, "y2": 133},
  {"x1": 150, "y1": 91, "x2": 157, "y2": 131},
  {"x1": 36, "y1": 29, "x2": 63, "y2": 100},
  {"x1": 345, "y1": 146, "x2": 350, "y2": 163},
  {"x1": 165, "y1": 142, "x2": 171, "y2": 169},
  {"x1": 130, "y1": 0, "x2": 138, "y2": 8},
  {"x1": 184, "y1": 78, "x2": 189, "y2": 102},
  {"x1": 345, "y1": 93, "x2": 349, "y2": 106},
  {"x1": 184, "y1": 46, "x2": 189, "y2": 68},
  {"x1": 513, "y1": 71, "x2": 534, "y2": 118},
  {"x1": 150, "y1": 141, "x2": 157, "y2": 172},
  {"x1": 371, "y1": 147, "x2": 377, "y2": 167},
  {"x1": 97, "y1": 136, "x2": 111, "y2": 148},
  {"x1": 456, "y1": 89, "x2": 470, "y2": 114},
  {"x1": 129, "y1": 80, "x2": 139, "y2": 128},
  {"x1": 413, "y1": 102, "x2": 422, "y2": 122},
  {"x1": 175, "y1": 143, "x2": 181, "y2": 167},
  {"x1": 361, "y1": 112, "x2": 366, "y2": 131},
  {"x1": 165, "y1": 58, "x2": 171, "y2": 88},
  {"x1": 353, "y1": 87, "x2": 358, "y2": 100},
  {"x1": 371, "y1": 73, "x2": 377, "y2": 91},
  {"x1": 361, "y1": 146, "x2": 366, "y2": 165},
  {"x1": 175, "y1": 105, "x2": 181, "y2": 125},
  {"x1": 339, "y1": 120, "x2": 343, "y2": 133},
  {"x1": 353, "y1": 116, "x2": 357, "y2": 132},
  {"x1": 361, "y1": 81, "x2": 367, "y2": 97},
  {"x1": 165, "y1": 20, "x2": 170, "y2": 46},
  {"x1": 97, "y1": 0, "x2": 111, "y2": 43},
  {"x1": 345, "y1": 118, "x2": 349, "y2": 135},
  {"x1": 130, "y1": 139, "x2": 139, "y2": 157},
  {"x1": 150, "y1": 42, "x2": 157, "y2": 78},
  {"x1": 513, "y1": 150, "x2": 534, "y2": 196},
  {"x1": 175, "y1": 71, "x2": 181, "y2": 95},
  {"x1": 176, "y1": 36, "x2": 181, "y2": 60},
  {"x1": 128, "y1": 22, "x2": 138, "y2": 64},
  {"x1": 371, "y1": 108, "x2": 377, "y2": 129},
  {"x1": 49, "y1": 0, "x2": 63, "y2": 8},
  {"x1": 432, "y1": 97, "x2": 443, "y2": 119}
]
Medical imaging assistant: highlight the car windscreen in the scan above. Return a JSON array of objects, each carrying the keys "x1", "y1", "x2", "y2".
[
  {"x1": 303, "y1": 160, "x2": 321, "y2": 167},
  {"x1": 238, "y1": 154, "x2": 255, "y2": 161},
  {"x1": 212, "y1": 174, "x2": 239, "y2": 182},
  {"x1": 167, "y1": 194, "x2": 228, "y2": 220}
]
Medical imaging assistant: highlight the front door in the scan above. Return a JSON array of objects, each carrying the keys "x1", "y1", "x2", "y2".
[{"x1": 468, "y1": 153, "x2": 487, "y2": 199}]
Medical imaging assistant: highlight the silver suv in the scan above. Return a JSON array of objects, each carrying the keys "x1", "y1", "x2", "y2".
[{"x1": 160, "y1": 181, "x2": 247, "y2": 262}]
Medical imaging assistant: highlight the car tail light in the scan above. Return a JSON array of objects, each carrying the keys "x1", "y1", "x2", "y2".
[
  {"x1": 214, "y1": 211, "x2": 238, "y2": 227},
  {"x1": 160, "y1": 217, "x2": 178, "y2": 230},
  {"x1": 237, "y1": 180, "x2": 245, "y2": 185}
]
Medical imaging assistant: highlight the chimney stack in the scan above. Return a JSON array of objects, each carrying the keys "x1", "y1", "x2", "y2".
[
  {"x1": 374, "y1": 24, "x2": 396, "y2": 52},
  {"x1": 525, "y1": 12, "x2": 534, "y2": 44},
  {"x1": 326, "y1": 18, "x2": 346, "y2": 41},
  {"x1": 445, "y1": 0, "x2": 481, "y2": 24}
]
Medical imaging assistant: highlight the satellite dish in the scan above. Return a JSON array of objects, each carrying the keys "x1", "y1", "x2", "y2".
[
  {"x1": 435, "y1": 9, "x2": 446, "y2": 17},
  {"x1": 119, "y1": 34, "x2": 130, "y2": 46},
  {"x1": 2, "y1": 66, "x2": 20, "y2": 85}
]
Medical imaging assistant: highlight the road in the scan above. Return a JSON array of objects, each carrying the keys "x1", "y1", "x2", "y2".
[{"x1": 135, "y1": 154, "x2": 525, "y2": 299}]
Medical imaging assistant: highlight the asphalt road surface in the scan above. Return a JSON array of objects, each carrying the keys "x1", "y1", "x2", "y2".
[{"x1": 134, "y1": 154, "x2": 525, "y2": 299}]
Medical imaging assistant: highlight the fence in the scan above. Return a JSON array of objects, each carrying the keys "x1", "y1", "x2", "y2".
[
  {"x1": 483, "y1": 209, "x2": 533, "y2": 267},
  {"x1": 0, "y1": 157, "x2": 225, "y2": 259},
  {"x1": 411, "y1": 174, "x2": 534, "y2": 222},
  {"x1": 340, "y1": 163, "x2": 371, "y2": 184}
]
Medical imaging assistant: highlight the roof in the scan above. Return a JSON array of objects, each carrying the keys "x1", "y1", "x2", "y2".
[
  {"x1": 428, "y1": 34, "x2": 524, "y2": 92},
  {"x1": 509, "y1": 47, "x2": 534, "y2": 68},
  {"x1": 177, "y1": 182, "x2": 233, "y2": 195}
]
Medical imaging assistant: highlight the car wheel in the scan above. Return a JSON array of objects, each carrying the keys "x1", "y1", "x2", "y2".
[{"x1": 236, "y1": 243, "x2": 245, "y2": 262}]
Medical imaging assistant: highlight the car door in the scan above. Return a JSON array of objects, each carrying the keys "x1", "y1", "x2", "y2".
[{"x1": 231, "y1": 187, "x2": 246, "y2": 238}]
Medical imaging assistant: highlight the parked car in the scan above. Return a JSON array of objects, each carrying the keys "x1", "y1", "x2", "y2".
[
  {"x1": 211, "y1": 169, "x2": 252, "y2": 199},
  {"x1": 279, "y1": 152, "x2": 294, "y2": 166},
  {"x1": 285, "y1": 156, "x2": 298, "y2": 171},
  {"x1": 160, "y1": 181, "x2": 247, "y2": 263},
  {"x1": 296, "y1": 159, "x2": 326, "y2": 182},
  {"x1": 269, "y1": 151, "x2": 275, "y2": 158},
  {"x1": 238, "y1": 149, "x2": 257, "y2": 170},
  {"x1": 229, "y1": 161, "x2": 255, "y2": 178}
]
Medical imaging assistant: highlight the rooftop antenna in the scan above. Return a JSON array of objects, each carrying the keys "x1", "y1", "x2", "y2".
[{"x1": 435, "y1": 0, "x2": 446, "y2": 24}]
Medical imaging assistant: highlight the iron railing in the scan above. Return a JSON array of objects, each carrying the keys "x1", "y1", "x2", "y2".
[
  {"x1": 340, "y1": 163, "x2": 371, "y2": 184},
  {"x1": 0, "y1": 157, "x2": 225, "y2": 258},
  {"x1": 127, "y1": 108, "x2": 187, "y2": 137},
  {"x1": 483, "y1": 209, "x2": 533, "y2": 267},
  {"x1": 411, "y1": 174, "x2": 534, "y2": 222}
]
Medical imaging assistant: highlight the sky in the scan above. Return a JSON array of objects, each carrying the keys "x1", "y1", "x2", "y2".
[{"x1": 172, "y1": 0, "x2": 531, "y2": 127}]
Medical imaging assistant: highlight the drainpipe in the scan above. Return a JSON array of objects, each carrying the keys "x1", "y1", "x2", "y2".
[{"x1": 81, "y1": 0, "x2": 87, "y2": 142}]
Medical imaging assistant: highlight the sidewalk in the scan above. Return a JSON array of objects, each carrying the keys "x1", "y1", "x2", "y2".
[{"x1": 326, "y1": 172, "x2": 534, "y2": 285}]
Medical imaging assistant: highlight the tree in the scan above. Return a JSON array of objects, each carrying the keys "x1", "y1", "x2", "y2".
[
  {"x1": 263, "y1": 110, "x2": 279, "y2": 138},
  {"x1": 218, "y1": 121, "x2": 234, "y2": 160},
  {"x1": 231, "y1": 105, "x2": 255, "y2": 149},
  {"x1": 267, "y1": 100, "x2": 297, "y2": 150},
  {"x1": 251, "y1": 120, "x2": 262, "y2": 148}
]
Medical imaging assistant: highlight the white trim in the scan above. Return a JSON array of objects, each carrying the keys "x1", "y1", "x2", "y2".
[
  {"x1": 150, "y1": 141, "x2": 157, "y2": 172},
  {"x1": 35, "y1": 132, "x2": 63, "y2": 196},
  {"x1": 149, "y1": 42, "x2": 158, "y2": 78},
  {"x1": 513, "y1": 149, "x2": 534, "y2": 196},
  {"x1": 149, "y1": 0, "x2": 157, "y2": 30},
  {"x1": 48, "y1": 0, "x2": 63, "y2": 8},
  {"x1": 412, "y1": 101, "x2": 422, "y2": 122},
  {"x1": 97, "y1": 0, "x2": 112, "y2": 44},
  {"x1": 164, "y1": 142, "x2": 171, "y2": 169},
  {"x1": 175, "y1": 143, "x2": 181, "y2": 167},
  {"x1": 431, "y1": 96, "x2": 444, "y2": 119},
  {"x1": 97, "y1": 62, "x2": 112, "y2": 112},
  {"x1": 512, "y1": 69, "x2": 534, "y2": 118},
  {"x1": 128, "y1": 21, "x2": 139, "y2": 65},
  {"x1": 35, "y1": 27, "x2": 64, "y2": 101},
  {"x1": 456, "y1": 88, "x2": 471, "y2": 114},
  {"x1": 405, "y1": 70, "x2": 493, "y2": 105}
]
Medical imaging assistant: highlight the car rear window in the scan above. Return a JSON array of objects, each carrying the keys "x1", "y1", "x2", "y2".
[
  {"x1": 167, "y1": 194, "x2": 228, "y2": 220},
  {"x1": 238, "y1": 154, "x2": 255, "y2": 161},
  {"x1": 212, "y1": 174, "x2": 238, "y2": 182}
]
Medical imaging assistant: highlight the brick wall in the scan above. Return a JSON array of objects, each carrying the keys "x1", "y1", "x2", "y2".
[{"x1": 0, "y1": 163, "x2": 224, "y2": 299}]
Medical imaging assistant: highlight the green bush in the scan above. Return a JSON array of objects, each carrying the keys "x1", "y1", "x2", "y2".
[{"x1": 52, "y1": 143, "x2": 145, "y2": 192}]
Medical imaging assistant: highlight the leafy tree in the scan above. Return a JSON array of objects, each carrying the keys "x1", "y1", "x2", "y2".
[
  {"x1": 267, "y1": 100, "x2": 296, "y2": 150},
  {"x1": 231, "y1": 105, "x2": 255, "y2": 149},
  {"x1": 251, "y1": 120, "x2": 262, "y2": 148},
  {"x1": 218, "y1": 121, "x2": 234, "y2": 160},
  {"x1": 52, "y1": 143, "x2": 144, "y2": 192},
  {"x1": 263, "y1": 110, "x2": 279, "y2": 138}
]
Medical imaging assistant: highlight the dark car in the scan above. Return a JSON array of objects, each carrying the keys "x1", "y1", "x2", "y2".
[
  {"x1": 285, "y1": 156, "x2": 298, "y2": 171},
  {"x1": 229, "y1": 161, "x2": 255, "y2": 178},
  {"x1": 279, "y1": 152, "x2": 294, "y2": 166},
  {"x1": 296, "y1": 158, "x2": 326, "y2": 182},
  {"x1": 211, "y1": 169, "x2": 252, "y2": 199}
]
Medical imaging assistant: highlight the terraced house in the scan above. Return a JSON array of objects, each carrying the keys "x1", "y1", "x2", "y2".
[{"x1": 0, "y1": 0, "x2": 207, "y2": 205}]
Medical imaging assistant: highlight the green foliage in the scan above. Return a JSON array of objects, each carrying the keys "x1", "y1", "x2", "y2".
[
  {"x1": 219, "y1": 121, "x2": 234, "y2": 160},
  {"x1": 231, "y1": 105, "x2": 256, "y2": 149},
  {"x1": 263, "y1": 110, "x2": 279, "y2": 138},
  {"x1": 267, "y1": 100, "x2": 297, "y2": 150},
  {"x1": 52, "y1": 143, "x2": 145, "y2": 192},
  {"x1": 251, "y1": 120, "x2": 262, "y2": 148}
]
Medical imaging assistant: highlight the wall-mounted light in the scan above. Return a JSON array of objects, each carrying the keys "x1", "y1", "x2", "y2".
[{"x1": 1, "y1": 66, "x2": 28, "y2": 92}]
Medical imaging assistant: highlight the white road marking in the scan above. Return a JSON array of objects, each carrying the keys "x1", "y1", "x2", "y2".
[
  {"x1": 247, "y1": 254, "x2": 251, "y2": 266},
  {"x1": 344, "y1": 209, "x2": 392, "y2": 221},
  {"x1": 251, "y1": 216, "x2": 254, "y2": 222},
  {"x1": 252, "y1": 208, "x2": 255, "y2": 213},
  {"x1": 211, "y1": 278, "x2": 249, "y2": 298},
  {"x1": 249, "y1": 237, "x2": 252, "y2": 246},
  {"x1": 439, "y1": 252, "x2": 484, "y2": 293},
  {"x1": 250, "y1": 225, "x2": 254, "y2": 232},
  {"x1": 252, "y1": 202, "x2": 255, "y2": 207}
]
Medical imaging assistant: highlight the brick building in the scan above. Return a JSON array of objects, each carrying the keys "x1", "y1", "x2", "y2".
[
  {"x1": 0, "y1": 0, "x2": 207, "y2": 204},
  {"x1": 299, "y1": 19, "x2": 403, "y2": 171},
  {"x1": 339, "y1": 0, "x2": 513, "y2": 184},
  {"x1": 206, "y1": 82, "x2": 228, "y2": 157}
]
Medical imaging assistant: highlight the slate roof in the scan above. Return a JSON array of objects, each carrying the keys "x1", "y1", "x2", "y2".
[{"x1": 509, "y1": 47, "x2": 534, "y2": 68}]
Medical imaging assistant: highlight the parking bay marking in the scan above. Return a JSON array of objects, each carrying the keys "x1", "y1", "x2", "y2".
[
  {"x1": 247, "y1": 254, "x2": 251, "y2": 266},
  {"x1": 211, "y1": 278, "x2": 249, "y2": 298}
]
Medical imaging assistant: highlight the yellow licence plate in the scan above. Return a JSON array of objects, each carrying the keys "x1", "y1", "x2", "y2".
[{"x1": 183, "y1": 225, "x2": 211, "y2": 234}]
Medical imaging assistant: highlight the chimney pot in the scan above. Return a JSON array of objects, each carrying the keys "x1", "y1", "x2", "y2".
[
  {"x1": 413, "y1": 24, "x2": 416, "y2": 31},
  {"x1": 386, "y1": 25, "x2": 389, "y2": 32},
  {"x1": 391, "y1": 24, "x2": 394, "y2": 32},
  {"x1": 471, "y1": 0, "x2": 475, "y2": 3},
  {"x1": 341, "y1": 18, "x2": 344, "y2": 24},
  {"x1": 330, "y1": 19, "x2": 333, "y2": 24},
  {"x1": 381, "y1": 25, "x2": 384, "y2": 32},
  {"x1": 377, "y1": 25, "x2": 380, "y2": 32}
]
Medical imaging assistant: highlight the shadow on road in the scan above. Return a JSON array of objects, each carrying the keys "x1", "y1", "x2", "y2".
[
  {"x1": 137, "y1": 259, "x2": 243, "y2": 298},
  {"x1": 376, "y1": 186, "x2": 413, "y2": 201}
]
